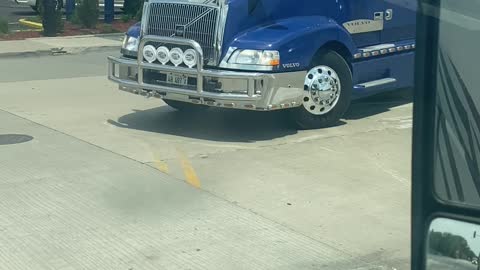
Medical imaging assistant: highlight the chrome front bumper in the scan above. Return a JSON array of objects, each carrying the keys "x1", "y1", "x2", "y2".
[{"x1": 107, "y1": 36, "x2": 306, "y2": 111}]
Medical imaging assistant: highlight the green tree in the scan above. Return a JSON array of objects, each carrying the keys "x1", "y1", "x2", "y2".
[
  {"x1": 123, "y1": 0, "x2": 142, "y2": 17},
  {"x1": 0, "y1": 17, "x2": 8, "y2": 34},
  {"x1": 75, "y1": 0, "x2": 99, "y2": 28},
  {"x1": 429, "y1": 231, "x2": 476, "y2": 260},
  {"x1": 37, "y1": 0, "x2": 64, "y2": 33}
]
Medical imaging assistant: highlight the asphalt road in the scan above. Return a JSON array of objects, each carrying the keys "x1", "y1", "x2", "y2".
[
  {"x1": 0, "y1": 0, "x2": 37, "y2": 31},
  {"x1": 0, "y1": 49, "x2": 413, "y2": 269},
  {"x1": 427, "y1": 255, "x2": 478, "y2": 270}
]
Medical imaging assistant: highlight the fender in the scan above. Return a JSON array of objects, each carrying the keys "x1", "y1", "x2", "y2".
[{"x1": 225, "y1": 16, "x2": 356, "y2": 72}]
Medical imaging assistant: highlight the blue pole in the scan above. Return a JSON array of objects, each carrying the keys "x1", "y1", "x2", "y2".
[
  {"x1": 104, "y1": 0, "x2": 114, "y2": 24},
  {"x1": 65, "y1": 0, "x2": 75, "y2": 21}
]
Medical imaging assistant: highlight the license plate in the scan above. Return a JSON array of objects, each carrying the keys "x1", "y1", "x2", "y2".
[{"x1": 167, "y1": 73, "x2": 188, "y2": 86}]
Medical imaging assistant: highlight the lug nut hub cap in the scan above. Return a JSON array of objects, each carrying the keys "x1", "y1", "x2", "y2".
[{"x1": 303, "y1": 65, "x2": 341, "y2": 115}]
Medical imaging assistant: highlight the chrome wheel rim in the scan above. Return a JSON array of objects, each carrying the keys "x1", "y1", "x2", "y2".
[{"x1": 303, "y1": 65, "x2": 341, "y2": 115}]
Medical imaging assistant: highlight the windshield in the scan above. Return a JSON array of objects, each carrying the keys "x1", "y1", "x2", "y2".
[{"x1": 0, "y1": 0, "x2": 418, "y2": 269}]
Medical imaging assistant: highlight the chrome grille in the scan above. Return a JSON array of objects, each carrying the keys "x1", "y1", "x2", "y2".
[{"x1": 146, "y1": 2, "x2": 219, "y2": 64}]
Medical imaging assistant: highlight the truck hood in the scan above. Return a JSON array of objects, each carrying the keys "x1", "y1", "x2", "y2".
[
  {"x1": 221, "y1": 0, "x2": 343, "y2": 55},
  {"x1": 124, "y1": 1, "x2": 345, "y2": 62}
]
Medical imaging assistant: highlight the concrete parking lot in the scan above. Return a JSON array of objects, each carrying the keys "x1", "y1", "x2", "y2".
[{"x1": 0, "y1": 48, "x2": 412, "y2": 269}]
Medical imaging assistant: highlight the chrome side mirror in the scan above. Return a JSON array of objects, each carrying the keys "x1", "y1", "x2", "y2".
[{"x1": 427, "y1": 218, "x2": 480, "y2": 270}]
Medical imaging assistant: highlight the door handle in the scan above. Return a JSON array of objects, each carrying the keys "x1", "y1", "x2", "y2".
[
  {"x1": 385, "y1": 9, "x2": 393, "y2": 20},
  {"x1": 374, "y1": 11, "x2": 384, "y2": 20}
]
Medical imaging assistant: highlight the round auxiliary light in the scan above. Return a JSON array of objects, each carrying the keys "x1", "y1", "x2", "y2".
[
  {"x1": 169, "y1": 47, "x2": 184, "y2": 67},
  {"x1": 142, "y1": 45, "x2": 157, "y2": 63},
  {"x1": 183, "y1": 49, "x2": 197, "y2": 68},
  {"x1": 156, "y1": 46, "x2": 170, "y2": 65}
]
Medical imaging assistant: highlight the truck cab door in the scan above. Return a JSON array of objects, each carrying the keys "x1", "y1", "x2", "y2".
[
  {"x1": 413, "y1": 0, "x2": 480, "y2": 269},
  {"x1": 381, "y1": 0, "x2": 417, "y2": 43}
]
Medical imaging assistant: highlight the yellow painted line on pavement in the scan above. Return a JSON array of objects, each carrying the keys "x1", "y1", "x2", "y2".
[
  {"x1": 177, "y1": 149, "x2": 201, "y2": 188},
  {"x1": 153, "y1": 159, "x2": 169, "y2": 174},
  {"x1": 18, "y1": 19, "x2": 43, "y2": 30}
]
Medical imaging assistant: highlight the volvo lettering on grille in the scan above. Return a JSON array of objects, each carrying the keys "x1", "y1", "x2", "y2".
[{"x1": 174, "y1": 25, "x2": 186, "y2": 37}]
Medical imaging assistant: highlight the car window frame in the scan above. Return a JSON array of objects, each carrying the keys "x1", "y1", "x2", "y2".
[{"x1": 412, "y1": 0, "x2": 480, "y2": 269}]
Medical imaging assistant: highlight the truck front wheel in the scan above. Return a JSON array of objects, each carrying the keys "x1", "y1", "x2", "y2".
[
  {"x1": 163, "y1": 99, "x2": 208, "y2": 112},
  {"x1": 290, "y1": 51, "x2": 352, "y2": 129}
]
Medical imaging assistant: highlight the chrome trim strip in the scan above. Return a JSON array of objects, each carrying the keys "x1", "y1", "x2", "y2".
[
  {"x1": 140, "y1": 2, "x2": 150, "y2": 37},
  {"x1": 147, "y1": 0, "x2": 219, "y2": 7},
  {"x1": 219, "y1": 63, "x2": 277, "y2": 71},
  {"x1": 215, "y1": 2, "x2": 229, "y2": 65},
  {"x1": 355, "y1": 78, "x2": 396, "y2": 88},
  {"x1": 354, "y1": 43, "x2": 415, "y2": 60},
  {"x1": 360, "y1": 43, "x2": 395, "y2": 52}
]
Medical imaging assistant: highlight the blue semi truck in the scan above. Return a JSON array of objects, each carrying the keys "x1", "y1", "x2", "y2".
[{"x1": 107, "y1": 0, "x2": 416, "y2": 129}]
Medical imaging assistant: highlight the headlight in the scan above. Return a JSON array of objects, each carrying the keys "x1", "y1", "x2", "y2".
[
  {"x1": 229, "y1": 49, "x2": 280, "y2": 66},
  {"x1": 156, "y1": 46, "x2": 170, "y2": 65},
  {"x1": 142, "y1": 45, "x2": 157, "y2": 63},
  {"x1": 169, "y1": 47, "x2": 184, "y2": 67},
  {"x1": 183, "y1": 49, "x2": 197, "y2": 68},
  {"x1": 122, "y1": 35, "x2": 139, "y2": 52}
]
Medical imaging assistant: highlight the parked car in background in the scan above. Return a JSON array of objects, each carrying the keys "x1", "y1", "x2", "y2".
[{"x1": 13, "y1": 0, "x2": 124, "y2": 12}]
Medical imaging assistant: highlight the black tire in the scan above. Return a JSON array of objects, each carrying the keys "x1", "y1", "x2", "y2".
[
  {"x1": 163, "y1": 99, "x2": 208, "y2": 112},
  {"x1": 290, "y1": 50, "x2": 352, "y2": 129}
]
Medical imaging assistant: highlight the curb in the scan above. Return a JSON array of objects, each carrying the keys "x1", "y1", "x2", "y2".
[
  {"x1": 11, "y1": 29, "x2": 43, "y2": 33},
  {"x1": 18, "y1": 19, "x2": 43, "y2": 30},
  {"x1": 25, "y1": 32, "x2": 125, "y2": 41},
  {"x1": 0, "y1": 45, "x2": 121, "y2": 58}
]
